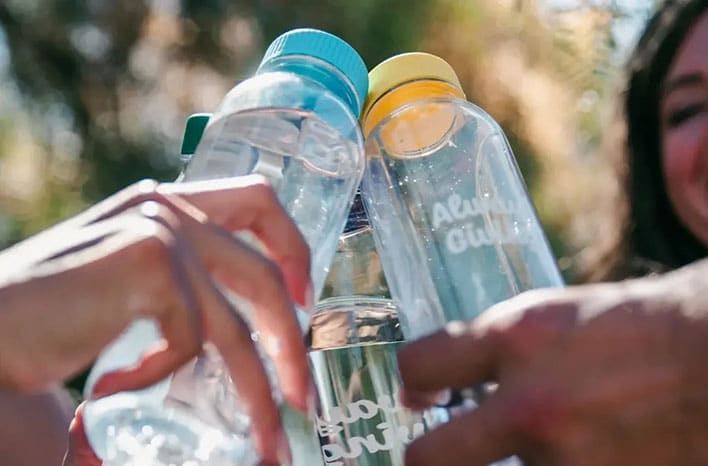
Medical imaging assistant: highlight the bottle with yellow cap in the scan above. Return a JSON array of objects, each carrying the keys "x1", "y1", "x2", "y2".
[{"x1": 360, "y1": 53, "x2": 564, "y2": 340}]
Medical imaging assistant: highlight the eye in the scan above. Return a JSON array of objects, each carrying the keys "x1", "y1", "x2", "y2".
[{"x1": 667, "y1": 102, "x2": 707, "y2": 128}]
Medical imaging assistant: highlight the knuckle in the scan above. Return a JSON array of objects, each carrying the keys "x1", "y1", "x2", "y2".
[
  {"x1": 444, "y1": 320, "x2": 473, "y2": 338},
  {"x1": 126, "y1": 179, "x2": 161, "y2": 200},
  {"x1": 125, "y1": 180, "x2": 181, "y2": 214},
  {"x1": 135, "y1": 200, "x2": 181, "y2": 230},
  {"x1": 495, "y1": 326, "x2": 529, "y2": 360},
  {"x1": 507, "y1": 389, "x2": 566, "y2": 443},
  {"x1": 493, "y1": 306, "x2": 568, "y2": 362},
  {"x1": 112, "y1": 223, "x2": 183, "y2": 318}
]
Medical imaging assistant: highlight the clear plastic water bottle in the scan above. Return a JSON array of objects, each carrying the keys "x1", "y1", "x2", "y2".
[
  {"x1": 184, "y1": 29, "x2": 368, "y2": 320},
  {"x1": 307, "y1": 193, "x2": 449, "y2": 466},
  {"x1": 184, "y1": 28, "x2": 369, "y2": 466},
  {"x1": 82, "y1": 113, "x2": 259, "y2": 466},
  {"x1": 359, "y1": 52, "x2": 564, "y2": 340},
  {"x1": 83, "y1": 29, "x2": 368, "y2": 465},
  {"x1": 360, "y1": 53, "x2": 557, "y2": 466}
]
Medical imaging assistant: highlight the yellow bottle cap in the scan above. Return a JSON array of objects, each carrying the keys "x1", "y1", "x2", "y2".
[{"x1": 362, "y1": 52, "x2": 464, "y2": 123}]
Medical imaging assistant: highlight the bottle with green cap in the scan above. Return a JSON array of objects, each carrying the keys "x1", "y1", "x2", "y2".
[
  {"x1": 82, "y1": 111, "x2": 260, "y2": 466},
  {"x1": 359, "y1": 53, "x2": 564, "y2": 341}
]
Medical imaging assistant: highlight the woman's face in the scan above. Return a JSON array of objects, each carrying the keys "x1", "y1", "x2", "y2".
[{"x1": 661, "y1": 12, "x2": 708, "y2": 247}]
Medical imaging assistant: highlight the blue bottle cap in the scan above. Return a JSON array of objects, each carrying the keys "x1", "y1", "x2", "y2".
[{"x1": 259, "y1": 28, "x2": 368, "y2": 116}]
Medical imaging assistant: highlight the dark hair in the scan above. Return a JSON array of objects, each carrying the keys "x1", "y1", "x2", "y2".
[{"x1": 587, "y1": 0, "x2": 708, "y2": 281}]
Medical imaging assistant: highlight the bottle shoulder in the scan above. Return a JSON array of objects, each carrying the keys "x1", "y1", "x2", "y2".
[
  {"x1": 212, "y1": 71, "x2": 362, "y2": 142},
  {"x1": 223, "y1": 72, "x2": 349, "y2": 114},
  {"x1": 368, "y1": 96, "x2": 504, "y2": 140}
]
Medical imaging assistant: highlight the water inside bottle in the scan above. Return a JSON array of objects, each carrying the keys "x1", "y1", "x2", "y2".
[
  {"x1": 309, "y1": 298, "x2": 449, "y2": 466},
  {"x1": 100, "y1": 405, "x2": 257, "y2": 466}
]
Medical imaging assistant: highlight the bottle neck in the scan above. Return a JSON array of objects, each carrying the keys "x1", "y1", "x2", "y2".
[
  {"x1": 309, "y1": 194, "x2": 399, "y2": 350},
  {"x1": 320, "y1": 193, "x2": 390, "y2": 300},
  {"x1": 362, "y1": 79, "x2": 464, "y2": 137},
  {"x1": 257, "y1": 55, "x2": 361, "y2": 117},
  {"x1": 343, "y1": 190, "x2": 368, "y2": 233}
]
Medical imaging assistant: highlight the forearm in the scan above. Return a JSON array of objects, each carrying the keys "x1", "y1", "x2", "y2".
[
  {"x1": 0, "y1": 263, "x2": 126, "y2": 391},
  {"x1": 0, "y1": 386, "x2": 75, "y2": 466},
  {"x1": 0, "y1": 277, "x2": 68, "y2": 391}
]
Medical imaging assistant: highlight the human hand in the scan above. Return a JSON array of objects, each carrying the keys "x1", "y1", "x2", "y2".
[
  {"x1": 0, "y1": 176, "x2": 312, "y2": 463},
  {"x1": 399, "y1": 260, "x2": 708, "y2": 466}
]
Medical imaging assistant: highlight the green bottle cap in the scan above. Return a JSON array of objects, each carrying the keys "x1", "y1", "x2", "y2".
[{"x1": 179, "y1": 113, "x2": 210, "y2": 158}]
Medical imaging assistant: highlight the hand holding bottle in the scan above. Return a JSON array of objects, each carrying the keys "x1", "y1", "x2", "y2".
[
  {"x1": 0, "y1": 176, "x2": 312, "y2": 463},
  {"x1": 399, "y1": 259, "x2": 708, "y2": 466}
]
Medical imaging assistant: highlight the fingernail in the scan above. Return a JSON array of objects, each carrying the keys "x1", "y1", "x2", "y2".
[{"x1": 277, "y1": 429, "x2": 292, "y2": 466}]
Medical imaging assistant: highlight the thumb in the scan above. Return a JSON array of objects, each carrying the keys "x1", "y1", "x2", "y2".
[{"x1": 63, "y1": 403, "x2": 102, "y2": 466}]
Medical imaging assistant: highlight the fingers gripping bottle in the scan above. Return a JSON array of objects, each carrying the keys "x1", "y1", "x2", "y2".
[
  {"x1": 82, "y1": 114, "x2": 261, "y2": 466},
  {"x1": 359, "y1": 53, "x2": 564, "y2": 341},
  {"x1": 307, "y1": 193, "x2": 449, "y2": 466}
]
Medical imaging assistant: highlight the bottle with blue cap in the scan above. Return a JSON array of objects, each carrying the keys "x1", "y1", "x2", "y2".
[
  {"x1": 182, "y1": 30, "x2": 369, "y2": 465},
  {"x1": 184, "y1": 28, "x2": 369, "y2": 465},
  {"x1": 82, "y1": 30, "x2": 368, "y2": 466},
  {"x1": 184, "y1": 29, "x2": 368, "y2": 318}
]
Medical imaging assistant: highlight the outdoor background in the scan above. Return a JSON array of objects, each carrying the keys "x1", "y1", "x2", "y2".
[{"x1": 0, "y1": 0, "x2": 657, "y2": 283}]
